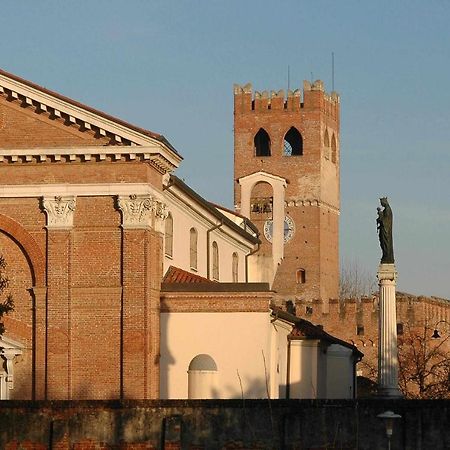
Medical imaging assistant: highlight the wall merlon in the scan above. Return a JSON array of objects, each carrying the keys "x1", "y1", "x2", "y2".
[{"x1": 234, "y1": 80, "x2": 338, "y2": 114}]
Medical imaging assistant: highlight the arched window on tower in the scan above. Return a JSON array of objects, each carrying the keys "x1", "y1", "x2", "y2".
[
  {"x1": 254, "y1": 128, "x2": 271, "y2": 156},
  {"x1": 283, "y1": 127, "x2": 303, "y2": 156},
  {"x1": 212, "y1": 241, "x2": 219, "y2": 281},
  {"x1": 324, "y1": 129, "x2": 330, "y2": 160},
  {"x1": 190, "y1": 227, "x2": 198, "y2": 270},
  {"x1": 165, "y1": 212, "x2": 173, "y2": 257},
  {"x1": 331, "y1": 134, "x2": 337, "y2": 164},
  {"x1": 232, "y1": 252, "x2": 239, "y2": 282}
]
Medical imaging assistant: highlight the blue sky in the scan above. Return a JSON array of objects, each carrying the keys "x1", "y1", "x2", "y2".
[{"x1": 1, "y1": 1, "x2": 449, "y2": 298}]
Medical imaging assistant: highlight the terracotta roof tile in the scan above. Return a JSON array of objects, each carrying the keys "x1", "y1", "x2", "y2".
[{"x1": 163, "y1": 266, "x2": 214, "y2": 284}]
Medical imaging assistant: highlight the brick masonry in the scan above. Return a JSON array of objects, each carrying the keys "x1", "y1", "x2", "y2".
[
  {"x1": 234, "y1": 82, "x2": 340, "y2": 304},
  {"x1": 0, "y1": 399, "x2": 448, "y2": 449},
  {"x1": 0, "y1": 89, "x2": 166, "y2": 400}
]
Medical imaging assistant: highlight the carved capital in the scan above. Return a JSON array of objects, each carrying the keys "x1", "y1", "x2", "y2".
[
  {"x1": 117, "y1": 194, "x2": 153, "y2": 229},
  {"x1": 42, "y1": 196, "x2": 76, "y2": 229},
  {"x1": 154, "y1": 200, "x2": 168, "y2": 233}
]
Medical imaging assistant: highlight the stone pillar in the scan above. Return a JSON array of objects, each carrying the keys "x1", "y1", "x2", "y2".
[
  {"x1": 42, "y1": 195, "x2": 76, "y2": 399},
  {"x1": 117, "y1": 194, "x2": 166, "y2": 399},
  {"x1": 377, "y1": 263, "x2": 402, "y2": 397}
]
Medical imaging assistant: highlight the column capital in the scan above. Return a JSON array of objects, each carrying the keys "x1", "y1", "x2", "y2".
[
  {"x1": 117, "y1": 194, "x2": 153, "y2": 229},
  {"x1": 42, "y1": 195, "x2": 76, "y2": 229},
  {"x1": 377, "y1": 263, "x2": 397, "y2": 282}
]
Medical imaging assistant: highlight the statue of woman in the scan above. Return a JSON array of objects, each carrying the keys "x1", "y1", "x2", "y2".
[{"x1": 377, "y1": 197, "x2": 394, "y2": 264}]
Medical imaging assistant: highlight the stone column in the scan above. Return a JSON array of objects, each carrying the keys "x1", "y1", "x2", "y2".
[
  {"x1": 117, "y1": 194, "x2": 166, "y2": 399},
  {"x1": 42, "y1": 195, "x2": 76, "y2": 400},
  {"x1": 377, "y1": 263, "x2": 402, "y2": 397}
]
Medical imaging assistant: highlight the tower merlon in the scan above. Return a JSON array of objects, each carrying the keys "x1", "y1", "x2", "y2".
[{"x1": 234, "y1": 80, "x2": 339, "y2": 113}]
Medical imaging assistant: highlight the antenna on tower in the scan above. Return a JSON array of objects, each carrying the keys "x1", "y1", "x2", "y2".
[
  {"x1": 287, "y1": 65, "x2": 290, "y2": 92},
  {"x1": 310, "y1": 72, "x2": 314, "y2": 83},
  {"x1": 332, "y1": 52, "x2": 335, "y2": 91}
]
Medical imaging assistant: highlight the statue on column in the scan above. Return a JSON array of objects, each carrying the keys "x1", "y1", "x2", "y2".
[{"x1": 377, "y1": 197, "x2": 394, "y2": 264}]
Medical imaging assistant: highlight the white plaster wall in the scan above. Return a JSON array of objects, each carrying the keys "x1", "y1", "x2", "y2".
[
  {"x1": 160, "y1": 312, "x2": 272, "y2": 399},
  {"x1": 163, "y1": 197, "x2": 248, "y2": 282},
  {"x1": 270, "y1": 320, "x2": 291, "y2": 399},
  {"x1": 326, "y1": 345, "x2": 354, "y2": 399},
  {"x1": 289, "y1": 340, "x2": 320, "y2": 399}
]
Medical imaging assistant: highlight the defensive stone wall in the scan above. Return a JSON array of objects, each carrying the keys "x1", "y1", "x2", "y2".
[{"x1": 0, "y1": 399, "x2": 448, "y2": 449}]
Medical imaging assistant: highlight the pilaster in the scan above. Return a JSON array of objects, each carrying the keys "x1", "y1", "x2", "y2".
[
  {"x1": 117, "y1": 194, "x2": 165, "y2": 399},
  {"x1": 31, "y1": 286, "x2": 47, "y2": 400},
  {"x1": 42, "y1": 195, "x2": 76, "y2": 399}
]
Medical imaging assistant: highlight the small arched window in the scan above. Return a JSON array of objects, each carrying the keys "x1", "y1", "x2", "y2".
[
  {"x1": 254, "y1": 128, "x2": 271, "y2": 156},
  {"x1": 232, "y1": 252, "x2": 239, "y2": 282},
  {"x1": 331, "y1": 134, "x2": 337, "y2": 163},
  {"x1": 296, "y1": 268, "x2": 306, "y2": 284},
  {"x1": 283, "y1": 127, "x2": 303, "y2": 156},
  {"x1": 165, "y1": 213, "x2": 173, "y2": 257},
  {"x1": 212, "y1": 241, "x2": 219, "y2": 281},
  {"x1": 190, "y1": 228, "x2": 198, "y2": 270},
  {"x1": 324, "y1": 129, "x2": 330, "y2": 160}
]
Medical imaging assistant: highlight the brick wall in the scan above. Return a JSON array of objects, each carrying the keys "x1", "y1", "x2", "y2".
[
  {"x1": 0, "y1": 399, "x2": 448, "y2": 449},
  {"x1": 233, "y1": 82, "x2": 340, "y2": 302}
]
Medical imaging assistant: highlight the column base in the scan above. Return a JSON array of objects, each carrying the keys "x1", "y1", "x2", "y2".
[{"x1": 376, "y1": 386, "x2": 403, "y2": 399}]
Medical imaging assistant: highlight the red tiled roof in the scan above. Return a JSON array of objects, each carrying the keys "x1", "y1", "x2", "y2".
[
  {"x1": 0, "y1": 68, "x2": 180, "y2": 156},
  {"x1": 163, "y1": 266, "x2": 215, "y2": 284}
]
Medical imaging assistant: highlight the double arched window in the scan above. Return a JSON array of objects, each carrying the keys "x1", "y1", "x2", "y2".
[
  {"x1": 165, "y1": 213, "x2": 173, "y2": 257},
  {"x1": 283, "y1": 127, "x2": 303, "y2": 156},
  {"x1": 190, "y1": 228, "x2": 198, "y2": 270},
  {"x1": 254, "y1": 128, "x2": 271, "y2": 156}
]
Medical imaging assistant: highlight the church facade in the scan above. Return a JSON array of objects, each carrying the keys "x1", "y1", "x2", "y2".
[{"x1": 0, "y1": 69, "x2": 360, "y2": 401}]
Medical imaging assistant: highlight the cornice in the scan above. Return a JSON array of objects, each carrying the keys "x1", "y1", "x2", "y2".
[
  {"x1": 0, "y1": 146, "x2": 177, "y2": 173},
  {"x1": 285, "y1": 198, "x2": 340, "y2": 214}
]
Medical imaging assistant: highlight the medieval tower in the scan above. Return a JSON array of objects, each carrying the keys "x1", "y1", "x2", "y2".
[{"x1": 234, "y1": 80, "x2": 340, "y2": 308}]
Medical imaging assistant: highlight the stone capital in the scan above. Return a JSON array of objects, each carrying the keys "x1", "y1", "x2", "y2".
[
  {"x1": 153, "y1": 199, "x2": 169, "y2": 233},
  {"x1": 117, "y1": 194, "x2": 153, "y2": 229},
  {"x1": 377, "y1": 263, "x2": 397, "y2": 282},
  {"x1": 42, "y1": 195, "x2": 76, "y2": 229}
]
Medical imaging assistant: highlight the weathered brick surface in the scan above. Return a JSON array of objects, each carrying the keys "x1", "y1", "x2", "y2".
[
  {"x1": 0, "y1": 400, "x2": 448, "y2": 449},
  {"x1": 234, "y1": 84, "x2": 339, "y2": 304},
  {"x1": 0, "y1": 91, "x2": 165, "y2": 400}
]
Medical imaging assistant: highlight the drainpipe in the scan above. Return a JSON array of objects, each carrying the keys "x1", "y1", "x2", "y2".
[
  {"x1": 245, "y1": 241, "x2": 260, "y2": 283},
  {"x1": 206, "y1": 219, "x2": 223, "y2": 280},
  {"x1": 286, "y1": 338, "x2": 291, "y2": 399}
]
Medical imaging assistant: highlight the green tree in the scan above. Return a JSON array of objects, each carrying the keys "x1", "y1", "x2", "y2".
[{"x1": 0, "y1": 255, "x2": 14, "y2": 336}]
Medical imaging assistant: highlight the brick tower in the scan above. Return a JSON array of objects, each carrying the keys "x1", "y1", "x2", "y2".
[{"x1": 234, "y1": 80, "x2": 340, "y2": 307}]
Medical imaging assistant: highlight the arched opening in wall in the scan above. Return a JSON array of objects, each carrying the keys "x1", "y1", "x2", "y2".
[
  {"x1": 188, "y1": 354, "x2": 218, "y2": 399},
  {"x1": 0, "y1": 230, "x2": 35, "y2": 400},
  {"x1": 165, "y1": 213, "x2": 173, "y2": 257},
  {"x1": 324, "y1": 129, "x2": 330, "y2": 160},
  {"x1": 296, "y1": 268, "x2": 306, "y2": 284},
  {"x1": 254, "y1": 128, "x2": 271, "y2": 157},
  {"x1": 283, "y1": 127, "x2": 303, "y2": 156},
  {"x1": 331, "y1": 134, "x2": 337, "y2": 163},
  {"x1": 232, "y1": 252, "x2": 239, "y2": 282},
  {"x1": 189, "y1": 227, "x2": 198, "y2": 270},
  {"x1": 212, "y1": 241, "x2": 219, "y2": 281},
  {"x1": 250, "y1": 181, "x2": 273, "y2": 216}
]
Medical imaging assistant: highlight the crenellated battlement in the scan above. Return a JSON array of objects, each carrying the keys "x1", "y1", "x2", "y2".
[{"x1": 233, "y1": 80, "x2": 339, "y2": 113}]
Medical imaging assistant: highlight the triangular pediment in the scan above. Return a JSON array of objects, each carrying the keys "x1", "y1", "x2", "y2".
[
  {"x1": 0, "y1": 68, "x2": 182, "y2": 169},
  {"x1": 0, "y1": 335, "x2": 23, "y2": 352}
]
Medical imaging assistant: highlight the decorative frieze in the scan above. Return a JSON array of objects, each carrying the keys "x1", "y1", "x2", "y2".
[{"x1": 42, "y1": 195, "x2": 76, "y2": 229}]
